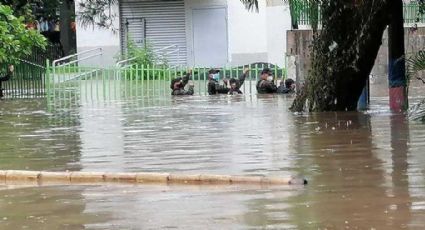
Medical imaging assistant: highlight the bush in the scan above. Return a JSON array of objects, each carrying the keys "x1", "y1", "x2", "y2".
[{"x1": 0, "y1": 4, "x2": 46, "y2": 65}]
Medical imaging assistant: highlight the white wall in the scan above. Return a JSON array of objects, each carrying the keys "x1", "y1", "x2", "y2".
[
  {"x1": 227, "y1": 0, "x2": 269, "y2": 66},
  {"x1": 227, "y1": 0, "x2": 291, "y2": 67},
  {"x1": 185, "y1": 0, "x2": 228, "y2": 66},
  {"x1": 266, "y1": 4, "x2": 291, "y2": 66},
  {"x1": 186, "y1": 0, "x2": 271, "y2": 66},
  {"x1": 227, "y1": 0, "x2": 268, "y2": 55},
  {"x1": 75, "y1": 0, "x2": 120, "y2": 66}
]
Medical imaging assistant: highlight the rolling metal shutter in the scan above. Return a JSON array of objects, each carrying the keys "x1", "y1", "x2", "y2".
[{"x1": 119, "y1": 0, "x2": 187, "y2": 66}]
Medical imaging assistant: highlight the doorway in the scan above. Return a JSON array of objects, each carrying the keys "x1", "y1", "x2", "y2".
[{"x1": 192, "y1": 7, "x2": 228, "y2": 67}]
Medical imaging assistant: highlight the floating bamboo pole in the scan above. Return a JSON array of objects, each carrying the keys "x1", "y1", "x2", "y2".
[{"x1": 0, "y1": 170, "x2": 307, "y2": 186}]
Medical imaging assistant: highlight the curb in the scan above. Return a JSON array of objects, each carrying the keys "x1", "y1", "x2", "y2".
[{"x1": 0, "y1": 170, "x2": 307, "y2": 186}]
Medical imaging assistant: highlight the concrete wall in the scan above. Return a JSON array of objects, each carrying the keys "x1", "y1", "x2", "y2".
[
  {"x1": 286, "y1": 30, "x2": 314, "y2": 82},
  {"x1": 372, "y1": 27, "x2": 425, "y2": 80},
  {"x1": 371, "y1": 27, "x2": 425, "y2": 97},
  {"x1": 227, "y1": 0, "x2": 291, "y2": 67},
  {"x1": 286, "y1": 27, "x2": 425, "y2": 97},
  {"x1": 227, "y1": 0, "x2": 268, "y2": 66},
  {"x1": 74, "y1": 1, "x2": 120, "y2": 66},
  {"x1": 266, "y1": 1, "x2": 291, "y2": 66}
]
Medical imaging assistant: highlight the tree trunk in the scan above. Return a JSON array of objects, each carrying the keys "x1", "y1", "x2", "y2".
[{"x1": 291, "y1": 1, "x2": 391, "y2": 112}]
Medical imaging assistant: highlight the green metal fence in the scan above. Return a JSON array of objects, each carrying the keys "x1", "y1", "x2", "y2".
[
  {"x1": 404, "y1": 3, "x2": 425, "y2": 24},
  {"x1": 0, "y1": 60, "x2": 46, "y2": 98},
  {"x1": 46, "y1": 62, "x2": 286, "y2": 105},
  {"x1": 0, "y1": 42, "x2": 63, "y2": 98},
  {"x1": 293, "y1": 1, "x2": 425, "y2": 26},
  {"x1": 291, "y1": 0, "x2": 321, "y2": 27}
]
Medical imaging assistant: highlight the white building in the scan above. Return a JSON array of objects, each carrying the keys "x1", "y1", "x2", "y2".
[{"x1": 75, "y1": 0, "x2": 291, "y2": 67}]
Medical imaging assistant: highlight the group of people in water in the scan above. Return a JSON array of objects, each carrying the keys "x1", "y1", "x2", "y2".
[
  {"x1": 2, "y1": 64, "x2": 295, "y2": 98},
  {"x1": 170, "y1": 67, "x2": 296, "y2": 96}
]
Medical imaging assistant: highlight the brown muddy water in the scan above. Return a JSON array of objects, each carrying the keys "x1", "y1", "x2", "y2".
[{"x1": 1, "y1": 93, "x2": 425, "y2": 229}]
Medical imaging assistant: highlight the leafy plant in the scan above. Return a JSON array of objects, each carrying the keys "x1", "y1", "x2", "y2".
[
  {"x1": 407, "y1": 50, "x2": 425, "y2": 121},
  {"x1": 126, "y1": 39, "x2": 157, "y2": 66},
  {"x1": 118, "y1": 37, "x2": 169, "y2": 80},
  {"x1": 0, "y1": 3, "x2": 46, "y2": 65},
  {"x1": 406, "y1": 50, "x2": 425, "y2": 84},
  {"x1": 77, "y1": 0, "x2": 117, "y2": 31}
]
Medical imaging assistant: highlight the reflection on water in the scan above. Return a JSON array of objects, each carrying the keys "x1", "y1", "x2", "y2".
[{"x1": 1, "y1": 94, "x2": 425, "y2": 229}]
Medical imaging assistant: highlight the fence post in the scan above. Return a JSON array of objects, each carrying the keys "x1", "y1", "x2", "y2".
[
  {"x1": 141, "y1": 64, "x2": 145, "y2": 95},
  {"x1": 135, "y1": 65, "x2": 139, "y2": 97},
  {"x1": 46, "y1": 59, "x2": 51, "y2": 97}
]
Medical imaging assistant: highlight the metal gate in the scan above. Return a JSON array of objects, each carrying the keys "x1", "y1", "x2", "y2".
[{"x1": 1, "y1": 60, "x2": 46, "y2": 98}]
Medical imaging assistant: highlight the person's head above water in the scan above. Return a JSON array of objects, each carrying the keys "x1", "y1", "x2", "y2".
[
  {"x1": 208, "y1": 69, "x2": 220, "y2": 81},
  {"x1": 260, "y1": 68, "x2": 273, "y2": 81},
  {"x1": 229, "y1": 78, "x2": 238, "y2": 89},
  {"x1": 285, "y1": 78, "x2": 295, "y2": 89},
  {"x1": 8, "y1": 65, "x2": 14, "y2": 74}
]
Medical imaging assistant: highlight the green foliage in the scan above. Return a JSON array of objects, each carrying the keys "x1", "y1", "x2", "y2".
[
  {"x1": 417, "y1": 0, "x2": 425, "y2": 19},
  {"x1": 407, "y1": 50, "x2": 425, "y2": 121},
  {"x1": 115, "y1": 36, "x2": 169, "y2": 67},
  {"x1": 408, "y1": 98, "x2": 425, "y2": 121},
  {"x1": 126, "y1": 39, "x2": 158, "y2": 67},
  {"x1": 77, "y1": 0, "x2": 117, "y2": 30},
  {"x1": 0, "y1": 0, "x2": 31, "y2": 19},
  {"x1": 406, "y1": 50, "x2": 425, "y2": 84},
  {"x1": 240, "y1": 0, "x2": 259, "y2": 11},
  {"x1": 120, "y1": 38, "x2": 169, "y2": 80},
  {"x1": 0, "y1": 4, "x2": 46, "y2": 65}
]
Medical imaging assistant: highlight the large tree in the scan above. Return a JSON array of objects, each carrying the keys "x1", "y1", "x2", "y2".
[
  {"x1": 241, "y1": 0, "x2": 414, "y2": 112},
  {"x1": 291, "y1": 0, "x2": 393, "y2": 111}
]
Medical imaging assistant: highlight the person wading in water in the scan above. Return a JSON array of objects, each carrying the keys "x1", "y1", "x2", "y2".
[
  {"x1": 0, "y1": 65, "x2": 14, "y2": 99},
  {"x1": 256, "y1": 68, "x2": 277, "y2": 94},
  {"x1": 171, "y1": 69, "x2": 194, "y2": 96}
]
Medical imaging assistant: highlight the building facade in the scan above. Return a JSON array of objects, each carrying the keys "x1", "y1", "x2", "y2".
[{"x1": 75, "y1": 0, "x2": 291, "y2": 67}]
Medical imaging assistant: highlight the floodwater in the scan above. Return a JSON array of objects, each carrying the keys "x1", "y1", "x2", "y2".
[{"x1": 1, "y1": 90, "x2": 425, "y2": 229}]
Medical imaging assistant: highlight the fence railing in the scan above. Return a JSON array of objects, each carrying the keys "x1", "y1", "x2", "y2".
[
  {"x1": 0, "y1": 60, "x2": 46, "y2": 98},
  {"x1": 155, "y1": 44, "x2": 182, "y2": 67},
  {"x1": 25, "y1": 43, "x2": 64, "y2": 67},
  {"x1": 46, "y1": 63, "x2": 286, "y2": 104},
  {"x1": 404, "y1": 3, "x2": 425, "y2": 24},
  {"x1": 0, "y1": 42, "x2": 64, "y2": 98},
  {"x1": 291, "y1": 0, "x2": 321, "y2": 28},
  {"x1": 293, "y1": 1, "x2": 425, "y2": 27}
]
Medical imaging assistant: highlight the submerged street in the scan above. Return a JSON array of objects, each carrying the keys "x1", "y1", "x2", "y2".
[{"x1": 1, "y1": 94, "x2": 425, "y2": 229}]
